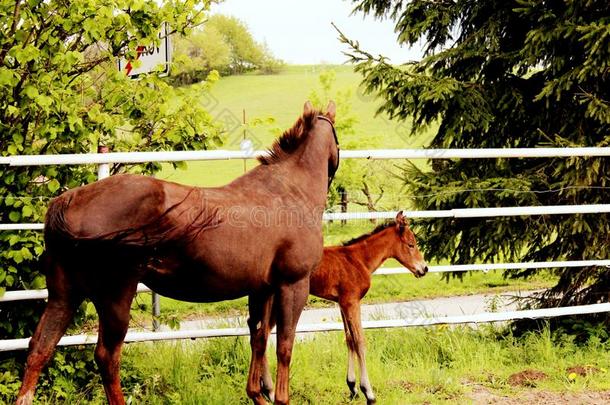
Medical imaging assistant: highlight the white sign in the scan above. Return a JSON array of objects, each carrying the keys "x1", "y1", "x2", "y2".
[{"x1": 118, "y1": 24, "x2": 171, "y2": 78}]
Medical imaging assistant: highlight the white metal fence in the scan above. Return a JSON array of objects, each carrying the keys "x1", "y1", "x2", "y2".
[{"x1": 1, "y1": 147, "x2": 609, "y2": 351}]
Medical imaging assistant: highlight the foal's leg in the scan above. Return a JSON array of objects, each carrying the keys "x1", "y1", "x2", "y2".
[
  {"x1": 16, "y1": 261, "x2": 82, "y2": 405},
  {"x1": 341, "y1": 300, "x2": 376, "y2": 404},
  {"x1": 246, "y1": 292, "x2": 274, "y2": 405},
  {"x1": 274, "y1": 277, "x2": 309, "y2": 405},
  {"x1": 339, "y1": 305, "x2": 358, "y2": 398},
  {"x1": 92, "y1": 279, "x2": 138, "y2": 405}
]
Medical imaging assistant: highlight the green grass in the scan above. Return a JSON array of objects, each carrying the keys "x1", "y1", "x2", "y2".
[{"x1": 35, "y1": 326, "x2": 610, "y2": 404}]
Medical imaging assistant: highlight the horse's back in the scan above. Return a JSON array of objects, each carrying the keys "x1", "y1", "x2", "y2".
[{"x1": 44, "y1": 174, "x2": 189, "y2": 248}]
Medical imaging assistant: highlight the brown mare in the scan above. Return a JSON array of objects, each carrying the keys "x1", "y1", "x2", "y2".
[
  {"x1": 16, "y1": 101, "x2": 340, "y2": 405},
  {"x1": 259, "y1": 212, "x2": 427, "y2": 404}
]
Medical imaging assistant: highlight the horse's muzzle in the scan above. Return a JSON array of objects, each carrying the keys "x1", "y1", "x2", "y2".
[{"x1": 414, "y1": 264, "x2": 429, "y2": 278}]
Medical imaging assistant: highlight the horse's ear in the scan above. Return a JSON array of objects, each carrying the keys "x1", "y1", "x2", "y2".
[
  {"x1": 396, "y1": 210, "x2": 409, "y2": 229},
  {"x1": 304, "y1": 101, "x2": 314, "y2": 116},
  {"x1": 326, "y1": 100, "x2": 336, "y2": 123}
]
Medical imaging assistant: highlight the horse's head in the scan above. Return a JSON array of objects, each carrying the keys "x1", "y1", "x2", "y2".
[
  {"x1": 390, "y1": 211, "x2": 428, "y2": 278},
  {"x1": 304, "y1": 101, "x2": 340, "y2": 188},
  {"x1": 258, "y1": 101, "x2": 340, "y2": 190}
]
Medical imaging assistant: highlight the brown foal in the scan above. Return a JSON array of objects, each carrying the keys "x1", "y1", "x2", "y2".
[
  {"x1": 259, "y1": 211, "x2": 427, "y2": 404},
  {"x1": 16, "y1": 101, "x2": 340, "y2": 405}
]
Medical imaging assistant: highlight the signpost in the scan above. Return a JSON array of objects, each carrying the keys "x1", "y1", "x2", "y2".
[
  {"x1": 118, "y1": 24, "x2": 171, "y2": 78},
  {"x1": 117, "y1": 25, "x2": 171, "y2": 326}
]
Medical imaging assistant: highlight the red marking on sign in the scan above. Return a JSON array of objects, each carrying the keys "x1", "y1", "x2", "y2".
[{"x1": 125, "y1": 46, "x2": 146, "y2": 75}]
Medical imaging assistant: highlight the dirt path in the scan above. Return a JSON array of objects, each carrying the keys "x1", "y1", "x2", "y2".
[
  {"x1": 151, "y1": 290, "x2": 538, "y2": 332},
  {"x1": 468, "y1": 385, "x2": 610, "y2": 404}
]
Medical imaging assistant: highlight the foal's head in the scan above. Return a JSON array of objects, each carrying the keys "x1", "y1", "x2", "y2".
[{"x1": 390, "y1": 211, "x2": 428, "y2": 277}]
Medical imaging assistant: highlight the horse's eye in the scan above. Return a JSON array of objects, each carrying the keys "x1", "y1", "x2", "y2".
[{"x1": 408, "y1": 243, "x2": 415, "y2": 249}]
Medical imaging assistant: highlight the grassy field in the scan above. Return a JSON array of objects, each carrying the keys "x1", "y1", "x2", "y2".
[{"x1": 32, "y1": 326, "x2": 610, "y2": 404}]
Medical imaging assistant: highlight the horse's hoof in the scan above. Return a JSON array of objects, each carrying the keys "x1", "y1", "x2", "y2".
[
  {"x1": 262, "y1": 390, "x2": 275, "y2": 403},
  {"x1": 361, "y1": 385, "x2": 376, "y2": 404},
  {"x1": 260, "y1": 378, "x2": 274, "y2": 403},
  {"x1": 347, "y1": 379, "x2": 357, "y2": 397}
]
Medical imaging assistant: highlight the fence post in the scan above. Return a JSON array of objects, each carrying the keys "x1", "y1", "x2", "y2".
[
  {"x1": 339, "y1": 186, "x2": 347, "y2": 226},
  {"x1": 152, "y1": 293, "x2": 160, "y2": 331},
  {"x1": 97, "y1": 145, "x2": 110, "y2": 179}
]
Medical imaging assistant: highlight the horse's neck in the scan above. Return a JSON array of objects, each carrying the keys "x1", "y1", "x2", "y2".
[
  {"x1": 290, "y1": 133, "x2": 330, "y2": 202},
  {"x1": 347, "y1": 229, "x2": 394, "y2": 274}
]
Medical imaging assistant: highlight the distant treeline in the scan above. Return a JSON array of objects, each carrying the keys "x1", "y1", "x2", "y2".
[{"x1": 171, "y1": 15, "x2": 285, "y2": 85}]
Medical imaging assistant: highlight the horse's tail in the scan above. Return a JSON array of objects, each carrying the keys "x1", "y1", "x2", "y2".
[{"x1": 44, "y1": 195, "x2": 76, "y2": 251}]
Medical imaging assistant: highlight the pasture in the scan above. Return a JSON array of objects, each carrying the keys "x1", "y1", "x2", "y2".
[
  {"x1": 3, "y1": 1, "x2": 608, "y2": 404},
  {"x1": 3, "y1": 66, "x2": 605, "y2": 404},
  {"x1": 6, "y1": 65, "x2": 595, "y2": 405}
]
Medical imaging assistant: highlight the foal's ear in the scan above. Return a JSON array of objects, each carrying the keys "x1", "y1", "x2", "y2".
[
  {"x1": 304, "y1": 101, "x2": 314, "y2": 116},
  {"x1": 326, "y1": 100, "x2": 336, "y2": 123},
  {"x1": 396, "y1": 210, "x2": 409, "y2": 229}
]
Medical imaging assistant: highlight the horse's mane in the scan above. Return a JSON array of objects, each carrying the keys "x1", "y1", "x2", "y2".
[
  {"x1": 258, "y1": 109, "x2": 320, "y2": 165},
  {"x1": 341, "y1": 221, "x2": 396, "y2": 246}
]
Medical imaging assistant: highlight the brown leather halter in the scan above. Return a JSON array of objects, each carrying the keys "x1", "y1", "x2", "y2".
[{"x1": 317, "y1": 115, "x2": 340, "y2": 188}]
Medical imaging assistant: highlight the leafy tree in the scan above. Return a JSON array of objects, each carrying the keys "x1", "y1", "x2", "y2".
[
  {"x1": 210, "y1": 14, "x2": 264, "y2": 73},
  {"x1": 172, "y1": 22, "x2": 232, "y2": 84},
  {"x1": 0, "y1": 0, "x2": 222, "y2": 400},
  {"x1": 173, "y1": 14, "x2": 285, "y2": 82},
  {"x1": 345, "y1": 0, "x2": 610, "y2": 306}
]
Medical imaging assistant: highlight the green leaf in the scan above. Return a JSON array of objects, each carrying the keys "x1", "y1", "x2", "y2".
[
  {"x1": 12, "y1": 251, "x2": 23, "y2": 264},
  {"x1": 47, "y1": 179, "x2": 60, "y2": 193},
  {"x1": 23, "y1": 85, "x2": 39, "y2": 99},
  {"x1": 8, "y1": 235, "x2": 20, "y2": 246},
  {"x1": 0, "y1": 68, "x2": 16, "y2": 86},
  {"x1": 12, "y1": 134, "x2": 24, "y2": 145},
  {"x1": 22, "y1": 205, "x2": 33, "y2": 217},
  {"x1": 8, "y1": 211, "x2": 21, "y2": 222},
  {"x1": 31, "y1": 275, "x2": 46, "y2": 289}
]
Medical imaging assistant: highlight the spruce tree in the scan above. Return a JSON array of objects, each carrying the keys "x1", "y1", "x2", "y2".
[{"x1": 345, "y1": 0, "x2": 610, "y2": 306}]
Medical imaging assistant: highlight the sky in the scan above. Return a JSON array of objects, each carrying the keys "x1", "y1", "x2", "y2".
[{"x1": 212, "y1": 0, "x2": 424, "y2": 65}]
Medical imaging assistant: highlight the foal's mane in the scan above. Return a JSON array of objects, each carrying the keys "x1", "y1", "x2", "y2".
[
  {"x1": 341, "y1": 221, "x2": 396, "y2": 246},
  {"x1": 258, "y1": 109, "x2": 321, "y2": 165}
]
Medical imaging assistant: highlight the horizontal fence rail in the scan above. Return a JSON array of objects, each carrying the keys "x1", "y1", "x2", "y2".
[
  {"x1": 1, "y1": 147, "x2": 610, "y2": 166},
  {"x1": 323, "y1": 204, "x2": 610, "y2": 220},
  {"x1": 375, "y1": 259, "x2": 610, "y2": 275},
  {"x1": 2, "y1": 303, "x2": 609, "y2": 352},
  {"x1": 3, "y1": 260, "x2": 609, "y2": 303},
  {"x1": 3, "y1": 204, "x2": 610, "y2": 232}
]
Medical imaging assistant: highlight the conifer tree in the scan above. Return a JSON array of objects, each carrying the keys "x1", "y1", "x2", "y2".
[{"x1": 346, "y1": 0, "x2": 610, "y2": 306}]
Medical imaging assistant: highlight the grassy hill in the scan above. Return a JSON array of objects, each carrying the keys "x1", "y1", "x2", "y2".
[{"x1": 158, "y1": 64, "x2": 433, "y2": 187}]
